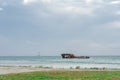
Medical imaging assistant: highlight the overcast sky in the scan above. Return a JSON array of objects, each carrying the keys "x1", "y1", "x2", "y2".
[{"x1": 0, "y1": 0, "x2": 120, "y2": 56}]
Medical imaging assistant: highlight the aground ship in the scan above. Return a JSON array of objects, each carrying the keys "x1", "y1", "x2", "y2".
[{"x1": 61, "y1": 53, "x2": 90, "y2": 59}]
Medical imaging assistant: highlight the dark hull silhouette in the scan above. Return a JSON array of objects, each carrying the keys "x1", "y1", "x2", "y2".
[{"x1": 61, "y1": 54, "x2": 90, "y2": 59}]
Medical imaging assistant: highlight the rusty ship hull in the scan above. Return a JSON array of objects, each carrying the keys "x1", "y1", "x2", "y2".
[{"x1": 61, "y1": 54, "x2": 90, "y2": 59}]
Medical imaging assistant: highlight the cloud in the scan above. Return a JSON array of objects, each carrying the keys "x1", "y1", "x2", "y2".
[
  {"x1": 110, "y1": 0, "x2": 120, "y2": 5},
  {"x1": 105, "y1": 21, "x2": 120, "y2": 29},
  {"x1": 85, "y1": 0, "x2": 104, "y2": 5},
  {"x1": 21, "y1": 0, "x2": 110, "y2": 17},
  {"x1": 23, "y1": 0, "x2": 38, "y2": 5},
  {"x1": 0, "y1": 2, "x2": 8, "y2": 12},
  {"x1": 41, "y1": 0, "x2": 55, "y2": 4},
  {"x1": 116, "y1": 11, "x2": 120, "y2": 15},
  {"x1": 24, "y1": 0, "x2": 98, "y2": 16},
  {"x1": 0, "y1": 7, "x2": 3, "y2": 11},
  {"x1": 1, "y1": 2, "x2": 8, "y2": 7},
  {"x1": 52, "y1": 5, "x2": 94, "y2": 16}
]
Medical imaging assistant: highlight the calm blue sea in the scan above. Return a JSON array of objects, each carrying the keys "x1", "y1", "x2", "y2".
[{"x1": 0, "y1": 56, "x2": 120, "y2": 69}]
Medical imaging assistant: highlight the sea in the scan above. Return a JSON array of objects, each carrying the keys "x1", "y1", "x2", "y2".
[{"x1": 0, "y1": 56, "x2": 120, "y2": 69}]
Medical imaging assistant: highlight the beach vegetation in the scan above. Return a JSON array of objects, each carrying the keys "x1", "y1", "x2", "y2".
[
  {"x1": 0, "y1": 71, "x2": 120, "y2": 80},
  {"x1": 75, "y1": 66, "x2": 80, "y2": 69}
]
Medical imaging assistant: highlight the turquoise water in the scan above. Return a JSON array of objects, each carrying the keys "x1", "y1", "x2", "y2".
[{"x1": 0, "y1": 56, "x2": 120, "y2": 69}]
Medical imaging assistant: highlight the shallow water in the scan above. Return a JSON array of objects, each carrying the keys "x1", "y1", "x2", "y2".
[{"x1": 0, "y1": 56, "x2": 120, "y2": 69}]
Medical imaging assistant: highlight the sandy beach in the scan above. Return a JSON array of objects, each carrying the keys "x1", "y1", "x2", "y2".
[
  {"x1": 0, "y1": 66, "x2": 120, "y2": 75},
  {"x1": 0, "y1": 66, "x2": 53, "y2": 74}
]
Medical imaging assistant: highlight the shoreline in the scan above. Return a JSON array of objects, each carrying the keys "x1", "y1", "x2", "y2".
[{"x1": 0, "y1": 66, "x2": 120, "y2": 75}]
